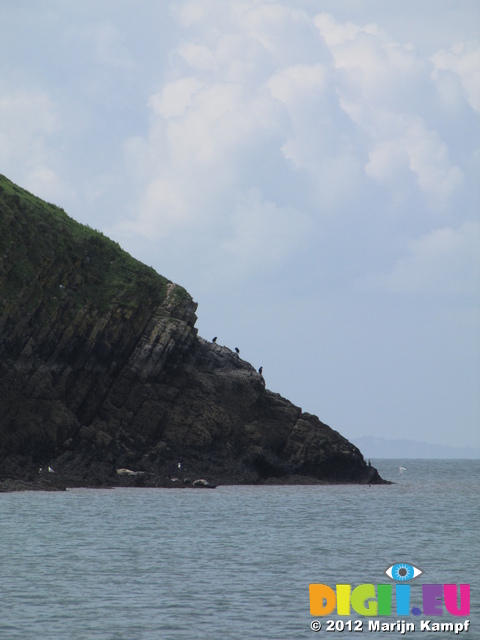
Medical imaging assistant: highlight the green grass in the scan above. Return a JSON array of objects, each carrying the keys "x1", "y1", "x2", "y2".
[{"x1": 0, "y1": 174, "x2": 189, "y2": 314}]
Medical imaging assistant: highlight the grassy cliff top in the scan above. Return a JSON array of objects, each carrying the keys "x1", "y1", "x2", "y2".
[{"x1": 0, "y1": 175, "x2": 189, "y2": 314}]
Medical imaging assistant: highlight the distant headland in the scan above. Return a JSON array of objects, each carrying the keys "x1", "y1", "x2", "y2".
[{"x1": 351, "y1": 436, "x2": 480, "y2": 459}]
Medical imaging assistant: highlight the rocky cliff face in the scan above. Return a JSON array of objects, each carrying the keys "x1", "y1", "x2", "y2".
[{"x1": 0, "y1": 175, "x2": 385, "y2": 489}]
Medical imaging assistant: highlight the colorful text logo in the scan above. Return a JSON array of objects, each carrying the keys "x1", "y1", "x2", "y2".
[{"x1": 309, "y1": 562, "x2": 470, "y2": 617}]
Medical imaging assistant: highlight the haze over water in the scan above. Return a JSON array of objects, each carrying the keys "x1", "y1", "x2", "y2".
[{"x1": 1, "y1": 459, "x2": 478, "y2": 639}]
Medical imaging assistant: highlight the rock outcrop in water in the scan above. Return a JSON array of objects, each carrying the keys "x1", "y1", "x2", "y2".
[{"x1": 0, "y1": 175, "x2": 385, "y2": 490}]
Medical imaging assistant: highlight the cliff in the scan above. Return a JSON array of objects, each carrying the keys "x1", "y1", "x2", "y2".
[{"x1": 0, "y1": 175, "x2": 385, "y2": 490}]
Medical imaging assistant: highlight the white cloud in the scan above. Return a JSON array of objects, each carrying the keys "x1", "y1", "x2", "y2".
[
  {"x1": 164, "y1": 81, "x2": 264, "y2": 167},
  {"x1": 431, "y1": 39, "x2": 480, "y2": 113},
  {"x1": 265, "y1": 63, "x2": 338, "y2": 176},
  {"x1": 314, "y1": 13, "x2": 384, "y2": 48},
  {"x1": 119, "y1": 79, "x2": 276, "y2": 239},
  {"x1": 362, "y1": 112, "x2": 464, "y2": 201},
  {"x1": 149, "y1": 77, "x2": 205, "y2": 120},
  {"x1": 267, "y1": 63, "x2": 328, "y2": 106},
  {"x1": 237, "y1": 1, "x2": 312, "y2": 59},
  {"x1": 119, "y1": 76, "x2": 277, "y2": 239},
  {"x1": 314, "y1": 12, "x2": 464, "y2": 204},
  {"x1": 170, "y1": 0, "x2": 211, "y2": 28},
  {"x1": 176, "y1": 42, "x2": 218, "y2": 72},
  {"x1": 358, "y1": 221, "x2": 480, "y2": 296},
  {"x1": 115, "y1": 2, "x2": 476, "y2": 287},
  {"x1": 315, "y1": 11, "x2": 427, "y2": 108},
  {"x1": 118, "y1": 176, "x2": 189, "y2": 239}
]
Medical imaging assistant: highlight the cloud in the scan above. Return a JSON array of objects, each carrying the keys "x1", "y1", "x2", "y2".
[
  {"x1": 267, "y1": 63, "x2": 328, "y2": 107},
  {"x1": 266, "y1": 63, "x2": 332, "y2": 172},
  {"x1": 118, "y1": 4, "x2": 343, "y2": 244},
  {"x1": 170, "y1": 0, "x2": 211, "y2": 28},
  {"x1": 314, "y1": 12, "x2": 428, "y2": 110},
  {"x1": 176, "y1": 42, "x2": 218, "y2": 72},
  {"x1": 358, "y1": 221, "x2": 480, "y2": 296},
  {"x1": 118, "y1": 176, "x2": 189, "y2": 238},
  {"x1": 431, "y1": 39, "x2": 480, "y2": 113},
  {"x1": 362, "y1": 112, "x2": 464, "y2": 201},
  {"x1": 114, "y1": 3, "x2": 476, "y2": 291},
  {"x1": 119, "y1": 75, "x2": 280, "y2": 240},
  {"x1": 148, "y1": 77, "x2": 205, "y2": 120},
  {"x1": 314, "y1": 12, "x2": 464, "y2": 203}
]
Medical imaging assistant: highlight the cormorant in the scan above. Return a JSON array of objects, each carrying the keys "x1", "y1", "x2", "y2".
[
  {"x1": 235, "y1": 347, "x2": 240, "y2": 354},
  {"x1": 258, "y1": 366, "x2": 263, "y2": 375},
  {"x1": 212, "y1": 337, "x2": 217, "y2": 343}
]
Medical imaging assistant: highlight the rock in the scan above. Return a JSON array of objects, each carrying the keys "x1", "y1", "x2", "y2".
[
  {"x1": 0, "y1": 174, "x2": 387, "y2": 490},
  {"x1": 192, "y1": 479, "x2": 217, "y2": 489}
]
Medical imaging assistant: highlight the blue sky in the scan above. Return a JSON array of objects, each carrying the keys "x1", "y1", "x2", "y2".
[{"x1": 1, "y1": 0, "x2": 479, "y2": 449}]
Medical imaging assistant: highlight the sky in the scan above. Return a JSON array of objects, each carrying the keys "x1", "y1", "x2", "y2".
[{"x1": 1, "y1": 0, "x2": 479, "y2": 450}]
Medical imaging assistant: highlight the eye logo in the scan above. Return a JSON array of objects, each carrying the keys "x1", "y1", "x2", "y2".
[{"x1": 385, "y1": 562, "x2": 423, "y2": 581}]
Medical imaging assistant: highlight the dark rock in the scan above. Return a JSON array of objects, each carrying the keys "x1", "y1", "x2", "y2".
[{"x1": 0, "y1": 175, "x2": 388, "y2": 490}]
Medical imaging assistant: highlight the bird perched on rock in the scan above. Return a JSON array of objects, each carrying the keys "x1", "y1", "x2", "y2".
[
  {"x1": 212, "y1": 337, "x2": 217, "y2": 343},
  {"x1": 235, "y1": 347, "x2": 240, "y2": 354},
  {"x1": 258, "y1": 366, "x2": 263, "y2": 375}
]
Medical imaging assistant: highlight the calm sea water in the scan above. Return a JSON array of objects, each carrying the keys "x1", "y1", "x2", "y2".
[{"x1": 0, "y1": 459, "x2": 478, "y2": 640}]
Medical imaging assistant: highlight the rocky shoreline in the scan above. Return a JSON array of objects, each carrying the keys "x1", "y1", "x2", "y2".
[
  {"x1": 0, "y1": 468, "x2": 385, "y2": 493},
  {"x1": 0, "y1": 420, "x2": 386, "y2": 492}
]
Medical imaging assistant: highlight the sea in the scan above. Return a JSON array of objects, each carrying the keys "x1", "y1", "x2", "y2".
[{"x1": 0, "y1": 459, "x2": 478, "y2": 640}]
